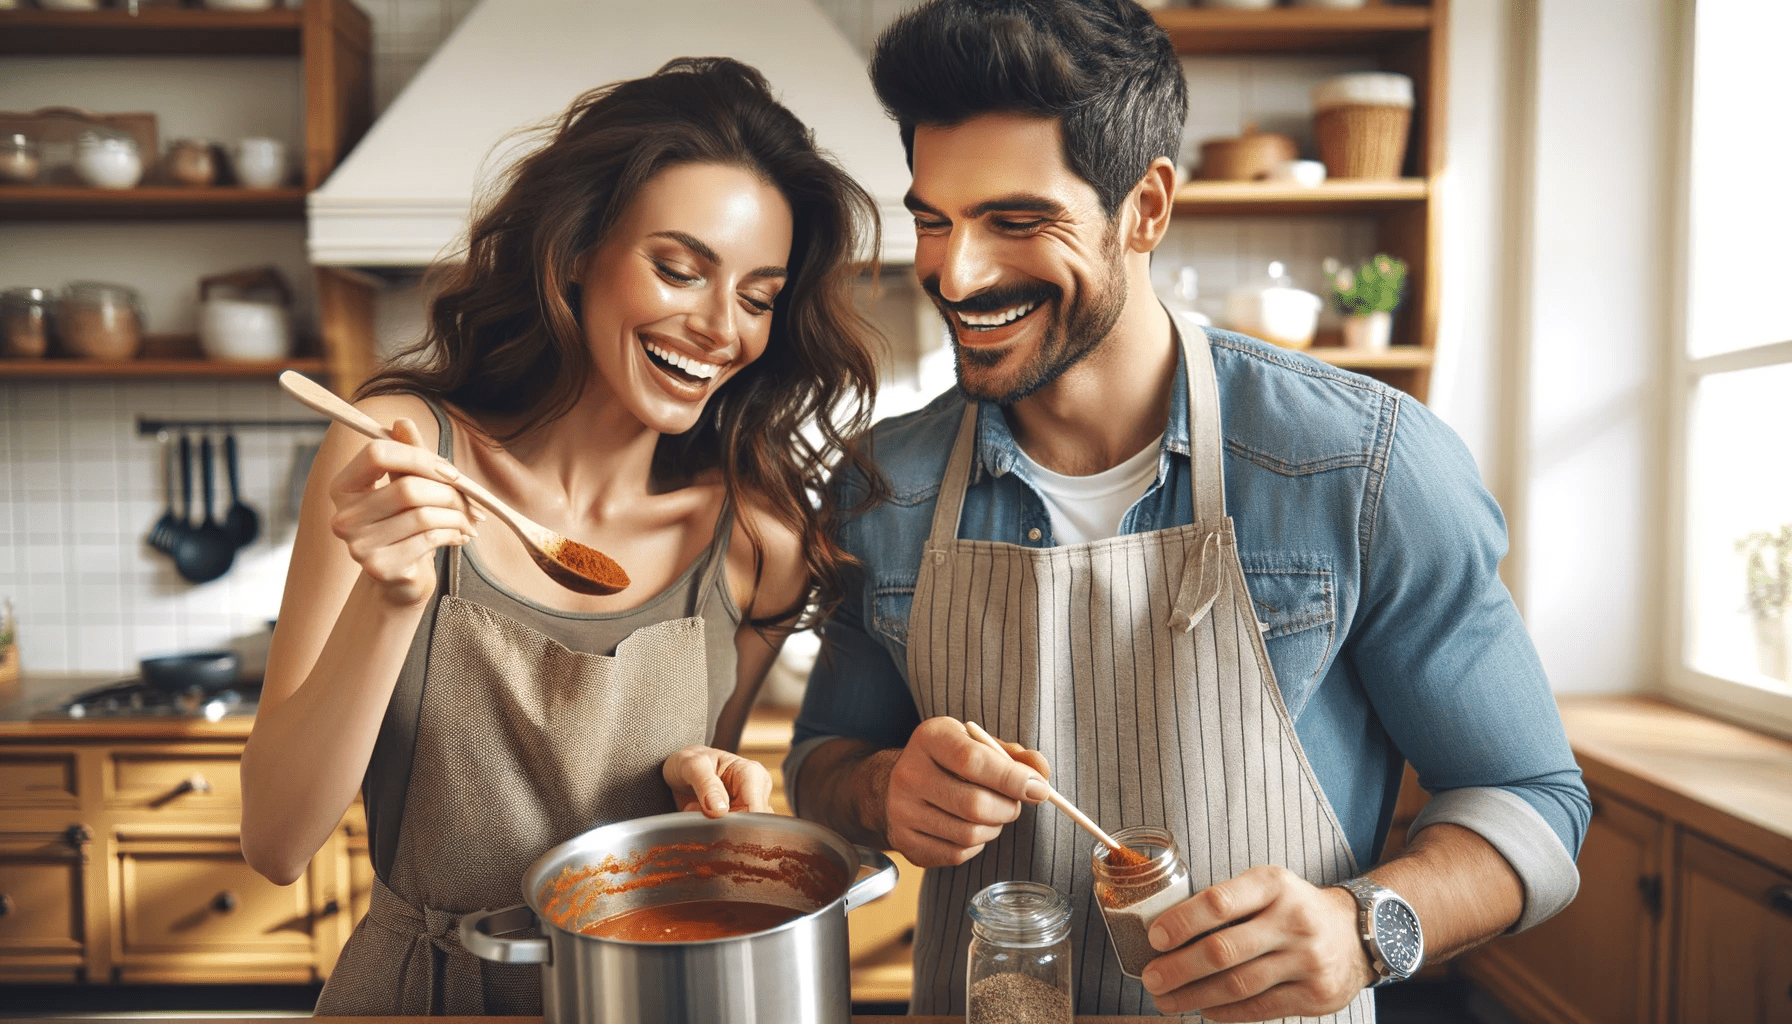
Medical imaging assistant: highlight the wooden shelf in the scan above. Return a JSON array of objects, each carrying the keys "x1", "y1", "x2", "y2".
[
  {"x1": 1172, "y1": 178, "x2": 1426, "y2": 216},
  {"x1": 0, "y1": 356, "x2": 326, "y2": 380},
  {"x1": 0, "y1": 8, "x2": 303, "y2": 56},
  {"x1": 1152, "y1": 5, "x2": 1432, "y2": 55},
  {"x1": 0, "y1": 185, "x2": 307, "y2": 221},
  {"x1": 1305, "y1": 345, "x2": 1432, "y2": 370}
]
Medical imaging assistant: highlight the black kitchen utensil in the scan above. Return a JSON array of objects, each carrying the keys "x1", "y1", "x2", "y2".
[
  {"x1": 222, "y1": 433, "x2": 260, "y2": 547},
  {"x1": 148, "y1": 434, "x2": 182, "y2": 554},
  {"x1": 173, "y1": 436, "x2": 236, "y2": 584},
  {"x1": 139, "y1": 650, "x2": 241, "y2": 694}
]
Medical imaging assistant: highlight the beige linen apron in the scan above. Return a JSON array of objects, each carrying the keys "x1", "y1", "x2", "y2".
[
  {"x1": 315, "y1": 405, "x2": 731, "y2": 1016},
  {"x1": 906, "y1": 327, "x2": 1374, "y2": 1022}
]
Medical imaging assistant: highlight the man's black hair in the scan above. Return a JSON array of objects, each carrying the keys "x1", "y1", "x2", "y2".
[{"x1": 869, "y1": 0, "x2": 1188, "y2": 217}]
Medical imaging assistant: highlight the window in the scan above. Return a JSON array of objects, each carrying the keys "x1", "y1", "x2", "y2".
[{"x1": 1668, "y1": 0, "x2": 1792, "y2": 735}]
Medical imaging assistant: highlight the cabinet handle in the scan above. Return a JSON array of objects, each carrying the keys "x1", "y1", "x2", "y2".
[
  {"x1": 62, "y1": 824, "x2": 92, "y2": 849},
  {"x1": 174, "y1": 774, "x2": 212, "y2": 797},
  {"x1": 212, "y1": 891, "x2": 238, "y2": 914},
  {"x1": 0, "y1": 893, "x2": 13, "y2": 917},
  {"x1": 1768, "y1": 884, "x2": 1792, "y2": 919},
  {"x1": 322, "y1": 899, "x2": 341, "y2": 916}
]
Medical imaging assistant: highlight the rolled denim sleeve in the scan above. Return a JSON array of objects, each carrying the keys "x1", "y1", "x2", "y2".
[
  {"x1": 1349, "y1": 398, "x2": 1591, "y2": 932},
  {"x1": 784, "y1": 571, "x2": 922, "y2": 818}
]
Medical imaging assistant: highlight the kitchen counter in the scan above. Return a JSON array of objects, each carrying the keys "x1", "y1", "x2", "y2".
[{"x1": 0, "y1": 673, "x2": 256, "y2": 738}]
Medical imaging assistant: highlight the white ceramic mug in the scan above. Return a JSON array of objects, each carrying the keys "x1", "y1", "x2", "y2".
[{"x1": 234, "y1": 138, "x2": 286, "y2": 189}]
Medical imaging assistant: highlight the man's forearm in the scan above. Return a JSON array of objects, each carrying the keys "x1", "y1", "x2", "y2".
[
  {"x1": 1369, "y1": 822, "x2": 1525, "y2": 963},
  {"x1": 794, "y1": 737, "x2": 900, "y2": 849}
]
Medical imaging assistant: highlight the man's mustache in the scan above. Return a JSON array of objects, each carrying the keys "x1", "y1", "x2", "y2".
[{"x1": 919, "y1": 276, "x2": 1060, "y2": 316}]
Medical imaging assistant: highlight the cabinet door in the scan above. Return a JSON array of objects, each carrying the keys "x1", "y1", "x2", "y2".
[
  {"x1": 1676, "y1": 831, "x2": 1792, "y2": 1024},
  {"x1": 0, "y1": 833, "x2": 86, "y2": 982},
  {"x1": 1462, "y1": 785, "x2": 1663, "y2": 1024}
]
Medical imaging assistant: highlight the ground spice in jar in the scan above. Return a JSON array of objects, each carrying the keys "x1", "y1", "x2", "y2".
[
  {"x1": 1091, "y1": 827, "x2": 1192, "y2": 978},
  {"x1": 968, "y1": 971, "x2": 1073, "y2": 1024}
]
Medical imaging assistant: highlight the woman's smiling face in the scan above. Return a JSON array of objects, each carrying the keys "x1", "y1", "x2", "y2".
[{"x1": 578, "y1": 162, "x2": 793, "y2": 435}]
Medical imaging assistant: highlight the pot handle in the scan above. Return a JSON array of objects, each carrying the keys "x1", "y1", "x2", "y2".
[
  {"x1": 845, "y1": 847, "x2": 899, "y2": 912},
  {"x1": 459, "y1": 903, "x2": 552, "y2": 965}
]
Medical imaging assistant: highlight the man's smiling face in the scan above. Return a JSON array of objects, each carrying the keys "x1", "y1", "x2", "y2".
[{"x1": 907, "y1": 113, "x2": 1128, "y2": 405}]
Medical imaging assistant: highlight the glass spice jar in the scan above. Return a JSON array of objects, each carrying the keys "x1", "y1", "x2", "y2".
[
  {"x1": 58, "y1": 281, "x2": 144, "y2": 360},
  {"x1": 0, "y1": 287, "x2": 53, "y2": 359},
  {"x1": 966, "y1": 880, "x2": 1073, "y2": 1024},
  {"x1": 1092, "y1": 825, "x2": 1194, "y2": 978},
  {"x1": 0, "y1": 134, "x2": 40, "y2": 184}
]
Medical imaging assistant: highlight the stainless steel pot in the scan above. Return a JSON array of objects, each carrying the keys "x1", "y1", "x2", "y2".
[{"x1": 460, "y1": 811, "x2": 897, "y2": 1024}]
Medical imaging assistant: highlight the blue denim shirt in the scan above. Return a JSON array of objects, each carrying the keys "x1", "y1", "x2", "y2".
[{"x1": 790, "y1": 328, "x2": 1590, "y2": 929}]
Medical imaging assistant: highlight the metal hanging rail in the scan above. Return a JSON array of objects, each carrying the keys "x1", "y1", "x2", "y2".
[{"x1": 135, "y1": 417, "x2": 329, "y2": 436}]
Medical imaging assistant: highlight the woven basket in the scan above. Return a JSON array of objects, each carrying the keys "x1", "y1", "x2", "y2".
[{"x1": 1314, "y1": 103, "x2": 1410, "y2": 180}]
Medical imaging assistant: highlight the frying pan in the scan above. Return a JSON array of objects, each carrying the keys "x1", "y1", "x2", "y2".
[{"x1": 139, "y1": 650, "x2": 241, "y2": 694}]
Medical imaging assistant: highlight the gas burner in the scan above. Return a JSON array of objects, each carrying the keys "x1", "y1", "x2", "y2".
[{"x1": 44, "y1": 679, "x2": 259, "y2": 720}]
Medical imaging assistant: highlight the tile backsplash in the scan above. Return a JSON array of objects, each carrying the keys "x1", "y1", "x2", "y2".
[{"x1": 0, "y1": 381, "x2": 323, "y2": 674}]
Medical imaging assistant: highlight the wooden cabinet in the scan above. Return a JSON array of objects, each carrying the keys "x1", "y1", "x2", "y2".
[
  {"x1": 1463, "y1": 785, "x2": 1667, "y2": 1024},
  {"x1": 1461, "y1": 697, "x2": 1792, "y2": 1024},
  {"x1": 0, "y1": 728, "x2": 368, "y2": 986},
  {"x1": 1675, "y1": 832, "x2": 1792, "y2": 1024}
]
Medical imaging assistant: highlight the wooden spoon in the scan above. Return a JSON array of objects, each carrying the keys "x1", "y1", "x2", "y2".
[
  {"x1": 278, "y1": 371, "x2": 629, "y2": 596},
  {"x1": 963, "y1": 720, "x2": 1133, "y2": 859}
]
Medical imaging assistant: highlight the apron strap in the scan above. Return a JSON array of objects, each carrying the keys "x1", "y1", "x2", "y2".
[
  {"x1": 364, "y1": 394, "x2": 459, "y2": 883},
  {"x1": 925, "y1": 402, "x2": 982, "y2": 546},
  {"x1": 688, "y1": 495, "x2": 736, "y2": 619},
  {"x1": 1182, "y1": 325, "x2": 1227, "y2": 529},
  {"x1": 366, "y1": 876, "x2": 487, "y2": 1015}
]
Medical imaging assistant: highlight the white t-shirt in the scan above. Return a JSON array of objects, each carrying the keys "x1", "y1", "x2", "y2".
[{"x1": 1014, "y1": 434, "x2": 1163, "y2": 545}]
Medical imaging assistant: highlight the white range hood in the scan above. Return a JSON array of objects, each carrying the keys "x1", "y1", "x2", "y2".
[{"x1": 307, "y1": 0, "x2": 913, "y2": 266}]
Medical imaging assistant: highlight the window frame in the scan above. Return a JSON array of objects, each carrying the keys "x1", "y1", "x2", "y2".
[{"x1": 1661, "y1": 0, "x2": 1792, "y2": 740}]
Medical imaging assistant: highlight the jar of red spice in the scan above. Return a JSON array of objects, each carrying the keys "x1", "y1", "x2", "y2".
[
  {"x1": 1092, "y1": 825, "x2": 1193, "y2": 977},
  {"x1": 966, "y1": 880, "x2": 1073, "y2": 1024}
]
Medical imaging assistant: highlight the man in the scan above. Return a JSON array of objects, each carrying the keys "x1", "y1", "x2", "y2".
[{"x1": 787, "y1": 1, "x2": 1590, "y2": 1019}]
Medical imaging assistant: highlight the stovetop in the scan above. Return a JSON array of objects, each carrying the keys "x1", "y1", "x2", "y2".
[{"x1": 34, "y1": 678, "x2": 261, "y2": 721}]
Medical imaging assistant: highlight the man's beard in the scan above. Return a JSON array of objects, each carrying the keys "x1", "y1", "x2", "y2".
[{"x1": 923, "y1": 239, "x2": 1128, "y2": 406}]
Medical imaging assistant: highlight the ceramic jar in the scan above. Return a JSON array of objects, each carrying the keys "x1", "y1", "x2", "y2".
[
  {"x1": 165, "y1": 138, "x2": 219, "y2": 187},
  {"x1": 73, "y1": 131, "x2": 144, "y2": 190},
  {"x1": 233, "y1": 137, "x2": 286, "y2": 189}
]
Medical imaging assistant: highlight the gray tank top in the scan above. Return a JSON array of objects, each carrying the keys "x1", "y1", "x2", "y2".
[{"x1": 361, "y1": 396, "x2": 742, "y2": 879}]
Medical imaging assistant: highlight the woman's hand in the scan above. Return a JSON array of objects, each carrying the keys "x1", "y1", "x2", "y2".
[
  {"x1": 327, "y1": 416, "x2": 481, "y2": 607},
  {"x1": 663, "y1": 746, "x2": 774, "y2": 817}
]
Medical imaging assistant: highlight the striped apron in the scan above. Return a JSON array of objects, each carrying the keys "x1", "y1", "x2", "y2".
[{"x1": 905, "y1": 326, "x2": 1373, "y2": 1022}]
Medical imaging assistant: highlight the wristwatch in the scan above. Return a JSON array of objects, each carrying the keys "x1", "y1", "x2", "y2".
[{"x1": 1332, "y1": 876, "x2": 1424, "y2": 986}]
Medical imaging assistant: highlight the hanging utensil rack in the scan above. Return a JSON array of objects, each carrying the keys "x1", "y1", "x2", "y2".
[{"x1": 135, "y1": 417, "x2": 328, "y2": 436}]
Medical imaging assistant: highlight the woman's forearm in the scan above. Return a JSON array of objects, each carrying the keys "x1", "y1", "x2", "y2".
[{"x1": 239, "y1": 573, "x2": 427, "y2": 884}]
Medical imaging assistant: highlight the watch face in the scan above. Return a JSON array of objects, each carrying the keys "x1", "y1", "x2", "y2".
[{"x1": 1373, "y1": 898, "x2": 1423, "y2": 976}]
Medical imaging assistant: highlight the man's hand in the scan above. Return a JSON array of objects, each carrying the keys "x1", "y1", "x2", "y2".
[
  {"x1": 663, "y1": 746, "x2": 773, "y2": 817},
  {"x1": 1139, "y1": 864, "x2": 1374, "y2": 1021},
  {"x1": 881, "y1": 716, "x2": 1051, "y2": 867}
]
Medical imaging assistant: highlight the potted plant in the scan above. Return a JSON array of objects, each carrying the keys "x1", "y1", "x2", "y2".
[
  {"x1": 1322, "y1": 253, "x2": 1407, "y2": 351},
  {"x1": 1737, "y1": 523, "x2": 1792, "y2": 681}
]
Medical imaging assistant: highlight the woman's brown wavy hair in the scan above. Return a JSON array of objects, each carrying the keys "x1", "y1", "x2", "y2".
[{"x1": 358, "y1": 56, "x2": 886, "y2": 628}]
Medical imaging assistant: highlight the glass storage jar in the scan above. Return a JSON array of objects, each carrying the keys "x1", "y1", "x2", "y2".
[
  {"x1": 0, "y1": 287, "x2": 53, "y2": 358},
  {"x1": 1092, "y1": 825, "x2": 1194, "y2": 977},
  {"x1": 73, "y1": 129, "x2": 143, "y2": 190},
  {"x1": 0, "y1": 134, "x2": 40, "y2": 183},
  {"x1": 966, "y1": 880, "x2": 1073, "y2": 1024},
  {"x1": 58, "y1": 281, "x2": 144, "y2": 360}
]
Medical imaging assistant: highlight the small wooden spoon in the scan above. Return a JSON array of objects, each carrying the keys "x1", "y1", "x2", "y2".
[
  {"x1": 964, "y1": 720, "x2": 1135, "y2": 860},
  {"x1": 279, "y1": 371, "x2": 629, "y2": 596}
]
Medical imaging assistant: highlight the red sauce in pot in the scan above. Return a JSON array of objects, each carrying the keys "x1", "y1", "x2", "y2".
[{"x1": 582, "y1": 898, "x2": 805, "y2": 942}]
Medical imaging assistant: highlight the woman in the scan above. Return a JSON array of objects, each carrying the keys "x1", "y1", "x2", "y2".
[{"x1": 239, "y1": 57, "x2": 883, "y2": 1015}]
